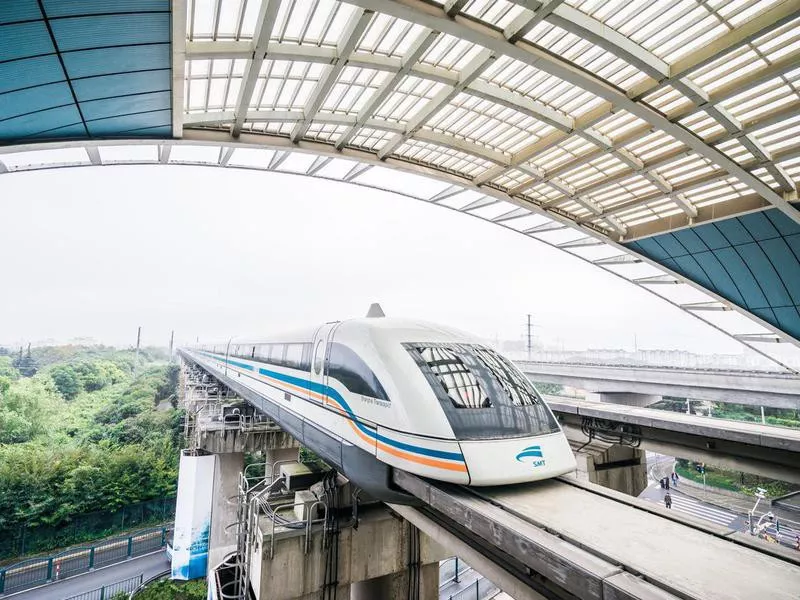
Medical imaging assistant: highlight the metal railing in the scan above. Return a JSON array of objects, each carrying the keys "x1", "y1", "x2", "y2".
[
  {"x1": 0, "y1": 527, "x2": 168, "y2": 595},
  {"x1": 445, "y1": 577, "x2": 501, "y2": 600},
  {"x1": 128, "y1": 569, "x2": 170, "y2": 598},
  {"x1": 439, "y1": 557, "x2": 472, "y2": 587},
  {"x1": 63, "y1": 573, "x2": 144, "y2": 600}
]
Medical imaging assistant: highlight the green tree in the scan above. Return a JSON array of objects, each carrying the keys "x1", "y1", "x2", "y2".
[
  {"x1": 50, "y1": 365, "x2": 84, "y2": 400},
  {"x1": 0, "y1": 377, "x2": 63, "y2": 443},
  {"x1": 0, "y1": 356, "x2": 20, "y2": 379},
  {"x1": 533, "y1": 382, "x2": 564, "y2": 395}
]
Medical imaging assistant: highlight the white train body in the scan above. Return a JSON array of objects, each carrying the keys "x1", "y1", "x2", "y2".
[{"x1": 188, "y1": 317, "x2": 575, "y2": 499}]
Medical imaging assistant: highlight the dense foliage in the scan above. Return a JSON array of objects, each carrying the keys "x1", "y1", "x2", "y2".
[
  {"x1": 133, "y1": 578, "x2": 207, "y2": 600},
  {"x1": 674, "y1": 459, "x2": 796, "y2": 497},
  {"x1": 0, "y1": 346, "x2": 181, "y2": 558}
]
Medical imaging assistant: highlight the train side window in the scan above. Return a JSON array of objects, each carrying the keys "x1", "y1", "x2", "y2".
[
  {"x1": 300, "y1": 343, "x2": 312, "y2": 371},
  {"x1": 326, "y1": 343, "x2": 389, "y2": 401},
  {"x1": 270, "y1": 344, "x2": 285, "y2": 365},
  {"x1": 313, "y1": 340, "x2": 325, "y2": 374},
  {"x1": 285, "y1": 344, "x2": 303, "y2": 369}
]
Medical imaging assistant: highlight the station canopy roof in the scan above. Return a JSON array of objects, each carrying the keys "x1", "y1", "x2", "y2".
[{"x1": 1, "y1": 0, "x2": 800, "y2": 369}]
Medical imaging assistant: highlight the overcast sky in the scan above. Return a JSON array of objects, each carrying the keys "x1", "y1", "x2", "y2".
[{"x1": 0, "y1": 164, "x2": 760, "y2": 354}]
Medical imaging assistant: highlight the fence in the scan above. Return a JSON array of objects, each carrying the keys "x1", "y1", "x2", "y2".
[
  {"x1": 440, "y1": 557, "x2": 472, "y2": 586},
  {"x1": 445, "y1": 577, "x2": 500, "y2": 600},
  {"x1": 0, "y1": 527, "x2": 168, "y2": 596},
  {"x1": 0, "y1": 496, "x2": 176, "y2": 560},
  {"x1": 63, "y1": 573, "x2": 144, "y2": 600}
]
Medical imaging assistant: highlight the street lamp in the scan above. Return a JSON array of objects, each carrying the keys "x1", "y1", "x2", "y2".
[{"x1": 748, "y1": 487, "x2": 768, "y2": 534}]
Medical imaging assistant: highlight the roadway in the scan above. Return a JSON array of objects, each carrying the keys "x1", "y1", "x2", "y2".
[
  {"x1": 4, "y1": 551, "x2": 169, "y2": 600},
  {"x1": 521, "y1": 360, "x2": 800, "y2": 408},
  {"x1": 1, "y1": 529, "x2": 166, "y2": 596}
]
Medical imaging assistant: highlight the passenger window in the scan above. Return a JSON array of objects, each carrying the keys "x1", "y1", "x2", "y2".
[
  {"x1": 270, "y1": 344, "x2": 285, "y2": 365},
  {"x1": 285, "y1": 344, "x2": 303, "y2": 369},
  {"x1": 326, "y1": 343, "x2": 388, "y2": 400},
  {"x1": 313, "y1": 340, "x2": 325, "y2": 374}
]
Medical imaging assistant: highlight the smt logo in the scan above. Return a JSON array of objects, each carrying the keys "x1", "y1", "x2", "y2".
[{"x1": 516, "y1": 445, "x2": 546, "y2": 468}]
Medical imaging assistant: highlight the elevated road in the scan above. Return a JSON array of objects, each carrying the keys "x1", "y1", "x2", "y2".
[
  {"x1": 547, "y1": 396, "x2": 800, "y2": 484},
  {"x1": 522, "y1": 361, "x2": 800, "y2": 408}
]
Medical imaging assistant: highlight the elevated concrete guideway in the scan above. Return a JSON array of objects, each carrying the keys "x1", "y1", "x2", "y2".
[
  {"x1": 546, "y1": 395, "x2": 800, "y2": 484},
  {"x1": 393, "y1": 471, "x2": 800, "y2": 600},
  {"x1": 522, "y1": 361, "x2": 800, "y2": 408}
]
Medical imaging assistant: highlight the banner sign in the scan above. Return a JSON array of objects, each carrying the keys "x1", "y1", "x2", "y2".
[{"x1": 171, "y1": 451, "x2": 216, "y2": 580}]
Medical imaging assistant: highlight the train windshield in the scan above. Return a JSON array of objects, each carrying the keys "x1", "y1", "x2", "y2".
[{"x1": 404, "y1": 343, "x2": 560, "y2": 440}]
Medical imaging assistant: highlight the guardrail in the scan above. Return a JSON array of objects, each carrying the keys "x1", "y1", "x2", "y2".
[
  {"x1": 439, "y1": 557, "x2": 472, "y2": 587},
  {"x1": 63, "y1": 573, "x2": 144, "y2": 600},
  {"x1": 445, "y1": 577, "x2": 500, "y2": 600},
  {"x1": 0, "y1": 527, "x2": 168, "y2": 596},
  {"x1": 128, "y1": 569, "x2": 170, "y2": 599}
]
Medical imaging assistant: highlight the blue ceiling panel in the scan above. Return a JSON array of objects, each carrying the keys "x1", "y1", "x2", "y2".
[
  {"x1": 72, "y1": 69, "x2": 171, "y2": 102},
  {"x1": 86, "y1": 109, "x2": 172, "y2": 136},
  {"x1": 62, "y1": 44, "x2": 170, "y2": 79},
  {"x1": 0, "y1": 3, "x2": 173, "y2": 143},
  {"x1": 122, "y1": 125, "x2": 172, "y2": 136},
  {"x1": 51, "y1": 13, "x2": 170, "y2": 51},
  {"x1": 0, "y1": 21, "x2": 54, "y2": 62},
  {"x1": 27, "y1": 123, "x2": 88, "y2": 139},
  {"x1": 42, "y1": 0, "x2": 169, "y2": 17},
  {"x1": 81, "y1": 91, "x2": 170, "y2": 121},
  {"x1": 625, "y1": 206, "x2": 800, "y2": 341},
  {"x1": 0, "y1": 82, "x2": 74, "y2": 121},
  {"x1": 0, "y1": 55, "x2": 64, "y2": 95},
  {"x1": 0, "y1": 105, "x2": 82, "y2": 138},
  {"x1": 0, "y1": 0, "x2": 42, "y2": 24}
]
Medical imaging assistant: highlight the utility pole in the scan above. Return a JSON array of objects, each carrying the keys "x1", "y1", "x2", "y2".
[
  {"x1": 134, "y1": 326, "x2": 141, "y2": 374},
  {"x1": 526, "y1": 314, "x2": 534, "y2": 360},
  {"x1": 169, "y1": 330, "x2": 175, "y2": 363}
]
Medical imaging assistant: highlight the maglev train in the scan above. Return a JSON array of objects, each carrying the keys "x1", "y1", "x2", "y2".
[{"x1": 188, "y1": 309, "x2": 576, "y2": 502}]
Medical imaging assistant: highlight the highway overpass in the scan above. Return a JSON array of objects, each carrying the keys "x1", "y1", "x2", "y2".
[{"x1": 522, "y1": 361, "x2": 800, "y2": 408}]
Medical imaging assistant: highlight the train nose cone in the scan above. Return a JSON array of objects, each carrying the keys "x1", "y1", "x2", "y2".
[{"x1": 459, "y1": 432, "x2": 577, "y2": 486}]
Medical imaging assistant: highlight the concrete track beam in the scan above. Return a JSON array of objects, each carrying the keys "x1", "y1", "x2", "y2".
[
  {"x1": 571, "y1": 440, "x2": 648, "y2": 497},
  {"x1": 585, "y1": 391, "x2": 662, "y2": 407}
]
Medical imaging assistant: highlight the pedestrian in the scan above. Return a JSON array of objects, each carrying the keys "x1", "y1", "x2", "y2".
[
  {"x1": 664, "y1": 492, "x2": 672, "y2": 509},
  {"x1": 795, "y1": 535, "x2": 799, "y2": 551}
]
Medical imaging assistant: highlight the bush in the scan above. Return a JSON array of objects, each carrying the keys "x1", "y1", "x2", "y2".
[{"x1": 134, "y1": 579, "x2": 207, "y2": 600}]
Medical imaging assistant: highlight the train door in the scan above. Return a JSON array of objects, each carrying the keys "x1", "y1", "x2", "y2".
[{"x1": 309, "y1": 322, "x2": 338, "y2": 404}]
